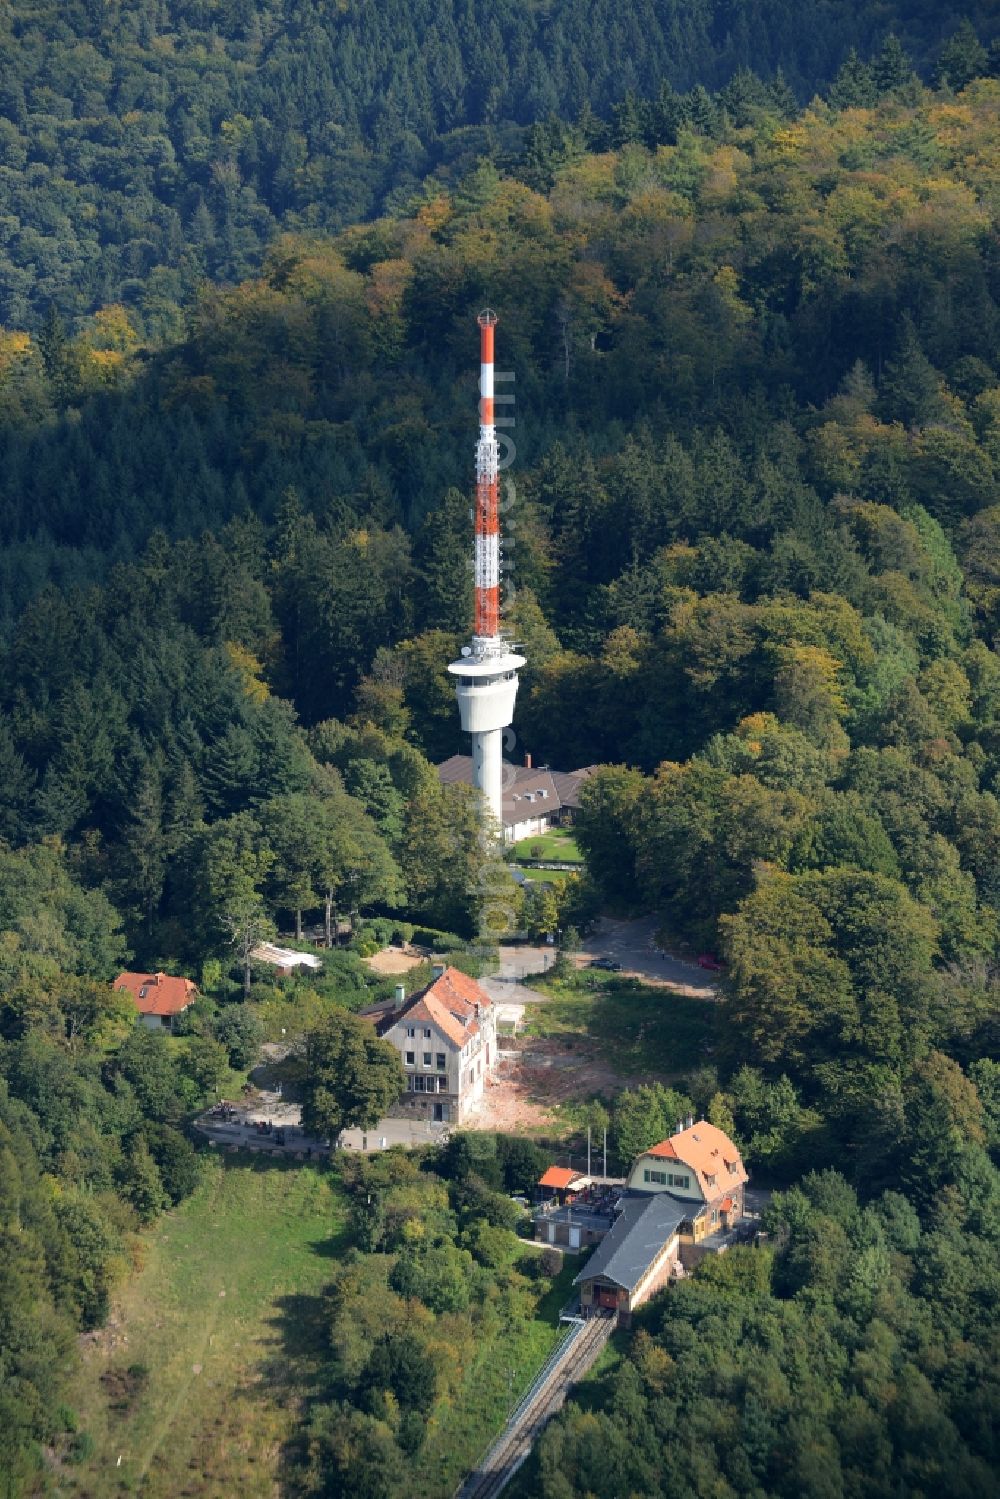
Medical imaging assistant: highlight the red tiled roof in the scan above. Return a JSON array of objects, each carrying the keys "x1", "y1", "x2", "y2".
[
  {"x1": 375, "y1": 966, "x2": 491, "y2": 1049},
  {"x1": 403, "y1": 993, "x2": 470, "y2": 1049},
  {"x1": 641, "y1": 1122, "x2": 747, "y2": 1200},
  {"x1": 538, "y1": 1166, "x2": 580, "y2": 1189},
  {"x1": 114, "y1": 971, "x2": 197, "y2": 1016}
]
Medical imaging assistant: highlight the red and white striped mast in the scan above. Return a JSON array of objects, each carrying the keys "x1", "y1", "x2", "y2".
[
  {"x1": 475, "y1": 308, "x2": 500, "y2": 643},
  {"x1": 448, "y1": 310, "x2": 524, "y2": 833}
]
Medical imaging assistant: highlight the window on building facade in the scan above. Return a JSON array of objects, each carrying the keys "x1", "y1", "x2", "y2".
[
  {"x1": 644, "y1": 1169, "x2": 668, "y2": 1185},
  {"x1": 406, "y1": 1026, "x2": 415, "y2": 1037},
  {"x1": 423, "y1": 1028, "x2": 431, "y2": 1038},
  {"x1": 436, "y1": 1053, "x2": 446, "y2": 1070},
  {"x1": 405, "y1": 1051, "x2": 414, "y2": 1065},
  {"x1": 423, "y1": 1052, "x2": 431, "y2": 1066}
]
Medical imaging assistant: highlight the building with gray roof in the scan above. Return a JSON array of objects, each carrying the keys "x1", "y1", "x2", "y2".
[
  {"x1": 573, "y1": 1192, "x2": 694, "y2": 1325},
  {"x1": 437, "y1": 754, "x2": 596, "y2": 844}
]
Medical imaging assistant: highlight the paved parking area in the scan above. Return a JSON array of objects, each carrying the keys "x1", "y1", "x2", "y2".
[
  {"x1": 484, "y1": 920, "x2": 718, "y2": 998},
  {"x1": 576, "y1": 917, "x2": 718, "y2": 996},
  {"x1": 196, "y1": 1091, "x2": 449, "y2": 1155}
]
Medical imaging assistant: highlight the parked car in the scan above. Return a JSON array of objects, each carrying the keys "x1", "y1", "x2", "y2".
[
  {"x1": 589, "y1": 957, "x2": 622, "y2": 971},
  {"x1": 697, "y1": 953, "x2": 724, "y2": 972}
]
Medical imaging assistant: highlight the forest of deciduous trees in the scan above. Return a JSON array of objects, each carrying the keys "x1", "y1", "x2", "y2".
[
  {"x1": 3, "y1": 31, "x2": 1000, "y2": 1499},
  {"x1": 1, "y1": 3, "x2": 999, "y2": 327}
]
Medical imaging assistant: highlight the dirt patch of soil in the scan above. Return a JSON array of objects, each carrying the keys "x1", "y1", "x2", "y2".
[
  {"x1": 364, "y1": 947, "x2": 426, "y2": 976},
  {"x1": 471, "y1": 1037, "x2": 648, "y2": 1132}
]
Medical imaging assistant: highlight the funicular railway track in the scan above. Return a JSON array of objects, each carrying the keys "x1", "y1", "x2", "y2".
[{"x1": 456, "y1": 1311, "x2": 615, "y2": 1499}]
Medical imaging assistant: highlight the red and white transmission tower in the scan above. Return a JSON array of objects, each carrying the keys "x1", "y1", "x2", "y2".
[
  {"x1": 448, "y1": 311, "x2": 524, "y2": 831},
  {"x1": 474, "y1": 309, "x2": 500, "y2": 639}
]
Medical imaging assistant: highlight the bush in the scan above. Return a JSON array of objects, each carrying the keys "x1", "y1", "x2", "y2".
[
  {"x1": 357, "y1": 917, "x2": 398, "y2": 949},
  {"x1": 67, "y1": 1431, "x2": 95, "y2": 1464},
  {"x1": 144, "y1": 1123, "x2": 201, "y2": 1204},
  {"x1": 213, "y1": 1006, "x2": 263, "y2": 1069},
  {"x1": 412, "y1": 926, "x2": 466, "y2": 951}
]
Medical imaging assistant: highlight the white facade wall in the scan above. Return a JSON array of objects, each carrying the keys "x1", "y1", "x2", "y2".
[
  {"x1": 508, "y1": 814, "x2": 552, "y2": 843},
  {"x1": 138, "y1": 1011, "x2": 183, "y2": 1032},
  {"x1": 382, "y1": 1006, "x2": 497, "y2": 1123},
  {"x1": 627, "y1": 1155, "x2": 705, "y2": 1201}
]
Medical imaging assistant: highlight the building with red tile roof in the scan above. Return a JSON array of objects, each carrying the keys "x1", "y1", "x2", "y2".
[
  {"x1": 570, "y1": 1122, "x2": 750, "y2": 1325},
  {"x1": 370, "y1": 966, "x2": 497, "y2": 1125},
  {"x1": 627, "y1": 1120, "x2": 747, "y2": 1236},
  {"x1": 538, "y1": 1166, "x2": 584, "y2": 1191},
  {"x1": 114, "y1": 971, "x2": 198, "y2": 1031}
]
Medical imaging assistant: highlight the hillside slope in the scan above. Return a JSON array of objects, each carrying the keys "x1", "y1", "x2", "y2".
[{"x1": 1, "y1": 1, "x2": 997, "y2": 324}]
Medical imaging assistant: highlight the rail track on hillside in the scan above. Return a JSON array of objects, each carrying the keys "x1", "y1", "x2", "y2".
[{"x1": 455, "y1": 1311, "x2": 615, "y2": 1499}]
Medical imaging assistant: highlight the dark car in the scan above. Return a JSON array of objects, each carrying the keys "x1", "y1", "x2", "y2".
[
  {"x1": 589, "y1": 957, "x2": 622, "y2": 971},
  {"x1": 697, "y1": 954, "x2": 724, "y2": 972}
]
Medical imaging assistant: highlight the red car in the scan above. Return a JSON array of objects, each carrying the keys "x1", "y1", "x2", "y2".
[{"x1": 697, "y1": 953, "x2": 724, "y2": 972}]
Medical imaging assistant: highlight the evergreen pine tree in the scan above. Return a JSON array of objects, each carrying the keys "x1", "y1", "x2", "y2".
[
  {"x1": 872, "y1": 34, "x2": 913, "y2": 95},
  {"x1": 828, "y1": 50, "x2": 878, "y2": 109},
  {"x1": 878, "y1": 316, "x2": 947, "y2": 428},
  {"x1": 933, "y1": 21, "x2": 988, "y2": 92}
]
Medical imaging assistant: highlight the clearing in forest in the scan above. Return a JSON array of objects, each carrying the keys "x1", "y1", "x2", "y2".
[{"x1": 59, "y1": 1156, "x2": 346, "y2": 1499}]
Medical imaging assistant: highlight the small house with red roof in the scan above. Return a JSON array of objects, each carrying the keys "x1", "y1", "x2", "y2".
[
  {"x1": 537, "y1": 1165, "x2": 591, "y2": 1203},
  {"x1": 371, "y1": 965, "x2": 497, "y2": 1124},
  {"x1": 114, "y1": 971, "x2": 198, "y2": 1032}
]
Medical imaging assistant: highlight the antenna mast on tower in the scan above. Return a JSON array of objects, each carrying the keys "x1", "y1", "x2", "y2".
[
  {"x1": 448, "y1": 312, "x2": 525, "y2": 832},
  {"x1": 474, "y1": 309, "x2": 500, "y2": 641}
]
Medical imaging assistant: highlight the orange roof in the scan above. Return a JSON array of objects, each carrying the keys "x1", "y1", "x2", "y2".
[
  {"x1": 538, "y1": 1166, "x2": 580, "y2": 1190},
  {"x1": 114, "y1": 971, "x2": 197, "y2": 1016},
  {"x1": 376, "y1": 966, "x2": 491, "y2": 1049},
  {"x1": 426, "y1": 966, "x2": 490, "y2": 1012},
  {"x1": 641, "y1": 1121, "x2": 747, "y2": 1201},
  {"x1": 405, "y1": 993, "x2": 469, "y2": 1049}
]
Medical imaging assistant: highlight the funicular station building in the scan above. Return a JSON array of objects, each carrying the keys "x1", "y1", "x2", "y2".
[{"x1": 534, "y1": 1120, "x2": 749, "y2": 1326}]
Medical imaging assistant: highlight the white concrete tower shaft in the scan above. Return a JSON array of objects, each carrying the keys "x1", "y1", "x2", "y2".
[{"x1": 448, "y1": 311, "x2": 524, "y2": 834}]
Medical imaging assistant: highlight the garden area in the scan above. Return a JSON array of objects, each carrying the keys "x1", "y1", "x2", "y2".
[{"x1": 512, "y1": 829, "x2": 584, "y2": 864}]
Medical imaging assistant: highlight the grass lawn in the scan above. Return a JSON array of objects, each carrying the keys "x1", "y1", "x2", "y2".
[
  {"x1": 59, "y1": 1153, "x2": 346, "y2": 1499},
  {"x1": 57, "y1": 1153, "x2": 584, "y2": 1499},
  {"x1": 512, "y1": 828, "x2": 583, "y2": 863},
  {"x1": 526, "y1": 971, "x2": 716, "y2": 1078}
]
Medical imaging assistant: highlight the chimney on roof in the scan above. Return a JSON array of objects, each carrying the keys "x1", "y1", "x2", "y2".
[
  {"x1": 686, "y1": 1114, "x2": 694, "y2": 1129},
  {"x1": 431, "y1": 963, "x2": 446, "y2": 980},
  {"x1": 394, "y1": 983, "x2": 406, "y2": 1009},
  {"x1": 525, "y1": 752, "x2": 532, "y2": 769},
  {"x1": 676, "y1": 1119, "x2": 683, "y2": 1136}
]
